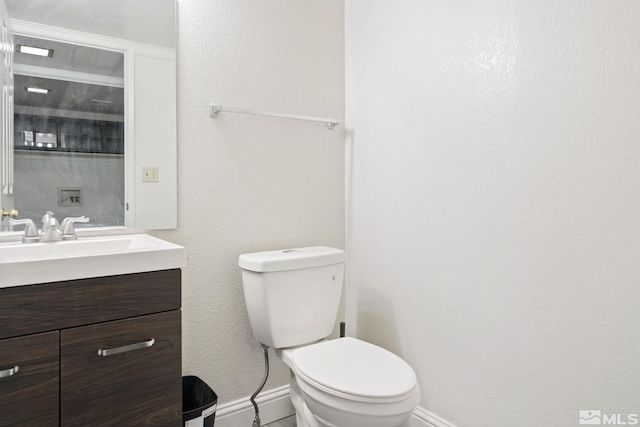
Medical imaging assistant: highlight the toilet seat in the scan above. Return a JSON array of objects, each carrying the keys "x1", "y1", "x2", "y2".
[{"x1": 291, "y1": 337, "x2": 417, "y2": 401}]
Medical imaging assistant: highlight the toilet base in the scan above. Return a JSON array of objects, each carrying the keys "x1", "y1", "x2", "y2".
[
  {"x1": 302, "y1": 404, "x2": 339, "y2": 427},
  {"x1": 290, "y1": 376, "x2": 337, "y2": 427},
  {"x1": 288, "y1": 370, "x2": 415, "y2": 427}
]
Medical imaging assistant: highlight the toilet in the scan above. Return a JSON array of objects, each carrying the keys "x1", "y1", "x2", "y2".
[{"x1": 239, "y1": 246, "x2": 420, "y2": 427}]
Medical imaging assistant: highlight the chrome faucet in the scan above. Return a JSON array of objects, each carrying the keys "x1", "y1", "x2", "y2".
[
  {"x1": 60, "y1": 216, "x2": 90, "y2": 240},
  {"x1": 40, "y1": 211, "x2": 62, "y2": 242},
  {"x1": 10, "y1": 211, "x2": 91, "y2": 243}
]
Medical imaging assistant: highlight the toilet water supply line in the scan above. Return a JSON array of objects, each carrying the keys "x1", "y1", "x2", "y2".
[{"x1": 251, "y1": 344, "x2": 270, "y2": 427}]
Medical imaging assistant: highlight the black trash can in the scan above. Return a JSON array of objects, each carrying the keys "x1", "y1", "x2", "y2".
[{"x1": 182, "y1": 376, "x2": 218, "y2": 427}]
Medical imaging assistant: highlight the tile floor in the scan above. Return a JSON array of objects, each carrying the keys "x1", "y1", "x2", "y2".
[{"x1": 264, "y1": 414, "x2": 296, "y2": 426}]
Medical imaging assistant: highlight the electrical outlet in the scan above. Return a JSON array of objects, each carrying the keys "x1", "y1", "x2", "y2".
[{"x1": 142, "y1": 166, "x2": 159, "y2": 182}]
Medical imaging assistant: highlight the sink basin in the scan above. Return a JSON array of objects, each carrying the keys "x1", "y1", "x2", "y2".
[{"x1": 0, "y1": 234, "x2": 186, "y2": 288}]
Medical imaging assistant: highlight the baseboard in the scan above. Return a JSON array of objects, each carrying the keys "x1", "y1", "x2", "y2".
[
  {"x1": 214, "y1": 385, "x2": 294, "y2": 427},
  {"x1": 214, "y1": 385, "x2": 457, "y2": 427},
  {"x1": 409, "y1": 406, "x2": 458, "y2": 427}
]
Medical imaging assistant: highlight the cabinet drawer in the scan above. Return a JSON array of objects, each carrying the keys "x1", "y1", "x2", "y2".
[
  {"x1": 61, "y1": 311, "x2": 181, "y2": 427},
  {"x1": 0, "y1": 269, "x2": 181, "y2": 340},
  {"x1": 0, "y1": 331, "x2": 59, "y2": 427}
]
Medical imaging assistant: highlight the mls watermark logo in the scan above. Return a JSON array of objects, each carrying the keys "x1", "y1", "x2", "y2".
[
  {"x1": 579, "y1": 409, "x2": 639, "y2": 425},
  {"x1": 580, "y1": 411, "x2": 602, "y2": 425}
]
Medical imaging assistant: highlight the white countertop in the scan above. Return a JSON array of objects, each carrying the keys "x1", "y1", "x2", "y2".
[{"x1": 0, "y1": 233, "x2": 186, "y2": 288}]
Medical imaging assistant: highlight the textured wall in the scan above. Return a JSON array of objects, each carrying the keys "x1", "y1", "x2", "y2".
[
  {"x1": 153, "y1": 0, "x2": 345, "y2": 405},
  {"x1": 346, "y1": 1, "x2": 640, "y2": 426}
]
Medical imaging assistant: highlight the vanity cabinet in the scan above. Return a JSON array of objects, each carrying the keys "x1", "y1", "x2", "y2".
[
  {"x1": 0, "y1": 331, "x2": 59, "y2": 426},
  {"x1": 0, "y1": 269, "x2": 182, "y2": 427}
]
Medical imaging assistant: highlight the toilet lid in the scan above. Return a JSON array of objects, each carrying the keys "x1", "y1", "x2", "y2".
[{"x1": 291, "y1": 337, "x2": 417, "y2": 398}]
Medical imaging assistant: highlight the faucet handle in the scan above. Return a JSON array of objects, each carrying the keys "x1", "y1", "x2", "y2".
[
  {"x1": 9, "y1": 218, "x2": 39, "y2": 243},
  {"x1": 60, "y1": 216, "x2": 90, "y2": 240}
]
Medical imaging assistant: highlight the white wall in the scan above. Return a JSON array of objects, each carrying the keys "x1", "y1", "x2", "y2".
[
  {"x1": 153, "y1": 0, "x2": 345, "y2": 405},
  {"x1": 346, "y1": 1, "x2": 640, "y2": 426}
]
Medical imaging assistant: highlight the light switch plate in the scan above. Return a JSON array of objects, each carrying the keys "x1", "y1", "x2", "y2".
[{"x1": 142, "y1": 166, "x2": 159, "y2": 182}]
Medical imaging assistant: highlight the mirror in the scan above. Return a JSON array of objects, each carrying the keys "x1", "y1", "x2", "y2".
[
  {"x1": 13, "y1": 38, "x2": 126, "y2": 227},
  {"x1": 0, "y1": 0, "x2": 177, "y2": 232}
]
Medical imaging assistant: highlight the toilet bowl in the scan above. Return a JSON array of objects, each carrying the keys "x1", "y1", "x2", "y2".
[
  {"x1": 239, "y1": 247, "x2": 420, "y2": 427},
  {"x1": 276, "y1": 338, "x2": 420, "y2": 427}
]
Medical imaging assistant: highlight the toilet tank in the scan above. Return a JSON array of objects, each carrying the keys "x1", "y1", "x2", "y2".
[{"x1": 239, "y1": 247, "x2": 345, "y2": 349}]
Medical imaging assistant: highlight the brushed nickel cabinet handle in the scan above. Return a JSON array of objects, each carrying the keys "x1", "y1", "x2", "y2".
[
  {"x1": 0, "y1": 365, "x2": 20, "y2": 378},
  {"x1": 97, "y1": 338, "x2": 155, "y2": 357}
]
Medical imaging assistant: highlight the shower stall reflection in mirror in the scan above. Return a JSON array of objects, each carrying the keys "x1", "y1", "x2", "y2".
[{"x1": 13, "y1": 36, "x2": 125, "y2": 227}]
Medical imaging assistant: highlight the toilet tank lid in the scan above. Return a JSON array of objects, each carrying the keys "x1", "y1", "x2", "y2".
[{"x1": 239, "y1": 246, "x2": 345, "y2": 272}]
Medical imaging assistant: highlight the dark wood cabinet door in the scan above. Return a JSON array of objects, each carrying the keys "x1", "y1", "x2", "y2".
[
  {"x1": 60, "y1": 311, "x2": 181, "y2": 427},
  {"x1": 0, "y1": 331, "x2": 59, "y2": 427}
]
